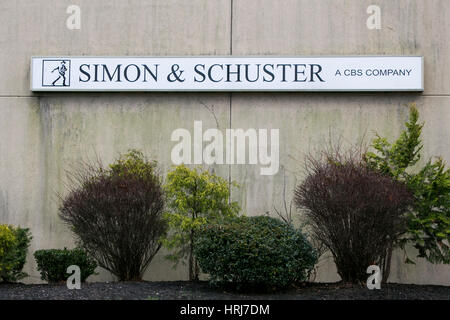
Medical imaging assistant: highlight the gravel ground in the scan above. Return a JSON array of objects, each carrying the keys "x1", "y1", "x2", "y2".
[{"x1": 0, "y1": 281, "x2": 449, "y2": 300}]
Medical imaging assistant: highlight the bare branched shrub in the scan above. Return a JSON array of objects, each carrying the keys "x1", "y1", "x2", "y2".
[
  {"x1": 272, "y1": 166, "x2": 295, "y2": 226},
  {"x1": 59, "y1": 150, "x2": 166, "y2": 281},
  {"x1": 294, "y1": 145, "x2": 413, "y2": 283}
]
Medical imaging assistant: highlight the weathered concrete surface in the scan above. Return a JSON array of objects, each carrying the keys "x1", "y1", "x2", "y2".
[
  {"x1": 0, "y1": 0, "x2": 232, "y2": 282},
  {"x1": 0, "y1": 0, "x2": 231, "y2": 95},
  {"x1": 230, "y1": 94, "x2": 450, "y2": 284},
  {"x1": 0, "y1": 94, "x2": 231, "y2": 283},
  {"x1": 0, "y1": 0, "x2": 449, "y2": 285},
  {"x1": 233, "y1": 0, "x2": 450, "y2": 95}
]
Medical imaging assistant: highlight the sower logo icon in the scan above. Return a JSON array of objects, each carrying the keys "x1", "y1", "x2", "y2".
[{"x1": 42, "y1": 59, "x2": 71, "y2": 87}]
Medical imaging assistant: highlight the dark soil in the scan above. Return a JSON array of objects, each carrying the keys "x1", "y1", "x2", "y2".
[{"x1": 0, "y1": 281, "x2": 449, "y2": 300}]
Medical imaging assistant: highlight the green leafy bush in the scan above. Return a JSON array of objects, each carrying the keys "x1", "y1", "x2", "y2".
[
  {"x1": 0, "y1": 224, "x2": 32, "y2": 283},
  {"x1": 0, "y1": 225, "x2": 16, "y2": 280},
  {"x1": 34, "y1": 248, "x2": 97, "y2": 283},
  {"x1": 194, "y1": 216, "x2": 317, "y2": 291},
  {"x1": 163, "y1": 165, "x2": 240, "y2": 281},
  {"x1": 364, "y1": 104, "x2": 450, "y2": 264},
  {"x1": 405, "y1": 159, "x2": 450, "y2": 263}
]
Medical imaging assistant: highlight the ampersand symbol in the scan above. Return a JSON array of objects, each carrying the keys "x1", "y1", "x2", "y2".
[{"x1": 167, "y1": 64, "x2": 185, "y2": 82}]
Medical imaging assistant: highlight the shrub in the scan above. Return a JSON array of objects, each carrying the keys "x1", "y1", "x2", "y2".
[
  {"x1": 365, "y1": 104, "x2": 450, "y2": 264},
  {"x1": 294, "y1": 147, "x2": 413, "y2": 283},
  {"x1": 59, "y1": 150, "x2": 167, "y2": 281},
  {"x1": 0, "y1": 225, "x2": 32, "y2": 283},
  {"x1": 163, "y1": 165, "x2": 240, "y2": 281},
  {"x1": 0, "y1": 225, "x2": 16, "y2": 280},
  {"x1": 194, "y1": 216, "x2": 317, "y2": 291},
  {"x1": 405, "y1": 159, "x2": 450, "y2": 263},
  {"x1": 34, "y1": 248, "x2": 97, "y2": 283}
]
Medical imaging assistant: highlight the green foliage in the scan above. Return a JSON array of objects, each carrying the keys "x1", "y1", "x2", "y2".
[
  {"x1": 163, "y1": 165, "x2": 240, "y2": 281},
  {"x1": 0, "y1": 224, "x2": 32, "y2": 283},
  {"x1": 405, "y1": 158, "x2": 450, "y2": 263},
  {"x1": 6, "y1": 227, "x2": 32, "y2": 282},
  {"x1": 34, "y1": 248, "x2": 97, "y2": 283},
  {"x1": 0, "y1": 225, "x2": 16, "y2": 280},
  {"x1": 364, "y1": 104, "x2": 450, "y2": 264},
  {"x1": 195, "y1": 216, "x2": 317, "y2": 291},
  {"x1": 365, "y1": 105, "x2": 423, "y2": 178},
  {"x1": 108, "y1": 149, "x2": 157, "y2": 179}
]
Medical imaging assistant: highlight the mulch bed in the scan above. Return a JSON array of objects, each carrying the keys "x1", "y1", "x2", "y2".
[{"x1": 0, "y1": 281, "x2": 449, "y2": 300}]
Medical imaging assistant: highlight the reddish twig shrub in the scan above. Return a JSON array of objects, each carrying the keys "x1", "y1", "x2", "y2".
[
  {"x1": 294, "y1": 146, "x2": 413, "y2": 283},
  {"x1": 59, "y1": 151, "x2": 166, "y2": 281}
]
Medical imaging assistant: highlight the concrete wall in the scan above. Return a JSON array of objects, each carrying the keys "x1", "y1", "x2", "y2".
[{"x1": 0, "y1": 0, "x2": 448, "y2": 285}]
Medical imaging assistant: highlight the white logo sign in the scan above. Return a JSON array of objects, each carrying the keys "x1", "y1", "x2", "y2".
[
  {"x1": 41, "y1": 59, "x2": 71, "y2": 87},
  {"x1": 31, "y1": 56, "x2": 423, "y2": 91}
]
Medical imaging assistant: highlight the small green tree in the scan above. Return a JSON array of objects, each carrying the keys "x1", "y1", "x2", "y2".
[
  {"x1": 109, "y1": 149, "x2": 157, "y2": 179},
  {"x1": 163, "y1": 165, "x2": 240, "y2": 281},
  {"x1": 0, "y1": 225, "x2": 32, "y2": 283},
  {"x1": 364, "y1": 104, "x2": 450, "y2": 264}
]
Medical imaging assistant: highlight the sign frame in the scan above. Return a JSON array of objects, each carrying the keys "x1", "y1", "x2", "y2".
[{"x1": 30, "y1": 55, "x2": 424, "y2": 92}]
